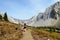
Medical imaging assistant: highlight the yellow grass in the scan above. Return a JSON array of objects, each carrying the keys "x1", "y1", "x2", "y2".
[
  {"x1": 0, "y1": 20, "x2": 23, "y2": 40},
  {"x1": 31, "y1": 27, "x2": 60, "y2": 40},
  {"x1": 38, "y1": 29, "x2": 60, "y2": 39}
]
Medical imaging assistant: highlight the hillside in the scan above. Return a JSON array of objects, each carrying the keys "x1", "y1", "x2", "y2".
[
  {"x1": 31, "y1": 27, "x2": 60, "y2": 40},
  {"x1": 0, "y1": 20, "x2": 22, "y2": 40}
]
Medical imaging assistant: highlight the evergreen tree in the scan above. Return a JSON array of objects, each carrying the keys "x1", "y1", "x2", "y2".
[
  {"x1": 0, "y1": 15, "x2": 2, "y2": 20},
  {"x1": 4, "y1": 12, "x2": 9, "y2": 21}
]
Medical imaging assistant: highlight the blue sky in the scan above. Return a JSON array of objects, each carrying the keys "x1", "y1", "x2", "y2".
[{"x1": 0, "y1": 0, "x2": 60, "y2": 20}]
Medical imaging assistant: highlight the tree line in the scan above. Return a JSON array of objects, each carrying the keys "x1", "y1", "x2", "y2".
[{"x1": 0, "y1": 12, "x2": 9, "y2": 21}]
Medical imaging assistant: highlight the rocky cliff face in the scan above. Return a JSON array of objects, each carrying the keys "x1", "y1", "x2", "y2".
[{"x1": 26, "y1": 2, "x2": 60, "y2": 27}]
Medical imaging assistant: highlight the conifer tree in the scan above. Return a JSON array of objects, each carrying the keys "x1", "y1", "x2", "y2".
[
  {"x1": 0, "y1": 15, "x2": 2, "y2": 20},
  {"x1": 4, "y1": 12, "x2": 9, "y2": 21}
]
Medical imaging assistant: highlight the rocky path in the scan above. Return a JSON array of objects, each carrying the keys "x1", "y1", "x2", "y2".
[{"x1": 20, "y1": 29, "x2": 34, "y2": 40}]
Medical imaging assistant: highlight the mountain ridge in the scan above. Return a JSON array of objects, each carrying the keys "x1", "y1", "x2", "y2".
[
  {"x1": 25, "y1": 1, "x2": 60, "y2": 28},
  {"x1": 0, "y1": 2, "x2": 60, "y2": 28}
]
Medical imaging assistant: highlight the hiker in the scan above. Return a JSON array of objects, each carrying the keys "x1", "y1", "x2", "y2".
[
  {"x1": 22, "y1": 23, "x2": 27, "y2": 32},
  {"x1": 23, "y1": 23, "x2": 27, "y2": 31}
]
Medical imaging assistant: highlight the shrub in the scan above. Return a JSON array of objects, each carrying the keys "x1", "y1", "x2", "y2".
[{"x1": 0, "y1": 15, "x2": 2, "y2": 20}]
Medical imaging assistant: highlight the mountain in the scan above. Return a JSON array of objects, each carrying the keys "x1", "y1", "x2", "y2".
[
  {"x1": 0, "y1": 13, "x2": 27, "y2": 24},
  {"x1": 0, "y1": 2, "x2": 60, "y2": 28},
  {"x1": 25, "y1": 2, "x2": 60, "y2": 28},
  {"x1": 0, "y1": 13, "x2": 21, "y2": 24}
]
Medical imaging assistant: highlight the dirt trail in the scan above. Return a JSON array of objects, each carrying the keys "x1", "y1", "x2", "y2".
[{"x1": 20, "y1": 29, "x2": 34, "y2": 40}]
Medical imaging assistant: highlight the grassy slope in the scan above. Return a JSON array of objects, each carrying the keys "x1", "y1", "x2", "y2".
[
  {"x1": 0, "y1": 20, "x2": 23, "y2": 40},
  {"x1": 30, "y1": 27, "x2": 60, "y2": 40}
]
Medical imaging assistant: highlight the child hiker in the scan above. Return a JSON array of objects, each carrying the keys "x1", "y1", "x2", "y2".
[{"x1": 22, "y1": 23, "x2": 27, "y2": 32}]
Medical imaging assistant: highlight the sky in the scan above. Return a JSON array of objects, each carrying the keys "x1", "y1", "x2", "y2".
[{"x1": 0, "y1": 0, "x2": 60, "y2": 20}]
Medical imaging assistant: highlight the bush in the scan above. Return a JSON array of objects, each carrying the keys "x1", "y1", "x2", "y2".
[{"x1": 0, "y1": 15, "x2": 2, "y2": 20}]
